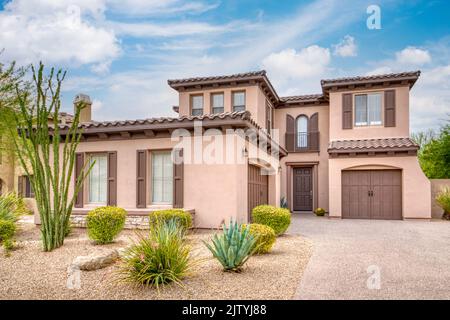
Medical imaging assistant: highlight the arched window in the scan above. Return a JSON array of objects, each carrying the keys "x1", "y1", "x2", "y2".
[{"x1": 296, "y1": 116, "x2": 308, "y2": 148}]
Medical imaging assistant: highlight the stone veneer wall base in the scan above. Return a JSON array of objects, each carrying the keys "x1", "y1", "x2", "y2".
[{"x1": 71, "y1": 215, "x2": 151, "y2": 229}]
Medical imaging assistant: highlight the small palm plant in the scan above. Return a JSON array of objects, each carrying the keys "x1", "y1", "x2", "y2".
[{"x1": 204, "y1": 220, "x2": 257, "y2": 272}]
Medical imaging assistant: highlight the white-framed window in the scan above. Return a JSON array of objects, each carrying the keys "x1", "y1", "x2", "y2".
[
  {"x1": 88, "y1": 154, "x2": 108, "y2": 204},
  {"x1": 191, "y1": 95, "x2": 203, "y2": 116},
  {"x1": 296, "y1": 116, "x2": 308, "y2": 148},
  {"x1": 355, "y1": 93, "x2": 382, "y2": 126},
  {"x1": 211, "y1": 93, "x2": 224, "y2": 114},
  {"x1": 232, "y1": 91, "x2": 245, "y2": 112},
  {"x1": 151, "y1": 151, "x2": 173, "y2": 204}
]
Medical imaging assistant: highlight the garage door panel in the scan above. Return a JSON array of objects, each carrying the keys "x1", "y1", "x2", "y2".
[
  {"x1": 248, "y1": 164, "x2": 268, "y2": 220},
  {"x1": 342, "y1": 170, "x2": 402, "y2": 220}
]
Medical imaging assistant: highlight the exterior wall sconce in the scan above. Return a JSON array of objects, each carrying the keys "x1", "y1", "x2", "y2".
[{"x1": 242, "y1": 147, "x2": 248, "y2": 158}]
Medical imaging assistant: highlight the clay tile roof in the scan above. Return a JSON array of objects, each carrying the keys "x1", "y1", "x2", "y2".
[
  {"x1": 167, "y1": 70, "x2": 267, "y2": 85},
  {"x1": 328, "y1": 137, "x2": 419, "y2": 153},
  {"x1": 56, "y1": 110, "x2": 256, "y2": 131},
  {"x1": 279, "y1": 94, "x2": 325, "y2": 103},
  {"x1": 321, "y1": 71, "x2": 421, "y2": 88}
]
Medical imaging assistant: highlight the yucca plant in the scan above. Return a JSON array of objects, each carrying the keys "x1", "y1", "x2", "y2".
[
  {"x1": 204, "y1": 220, "x2": 257, "y2": 272},
  {"x1": 436, "y1": 186, "x2": 450, "y2": 220},
  {"x1": 117, "y1": 220, "x2": 194, "y2": 289}
]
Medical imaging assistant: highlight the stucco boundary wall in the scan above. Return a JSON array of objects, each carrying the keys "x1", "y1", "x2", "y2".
[{"x1": 430, "y1": 179, "x2": 450, "y2": 219}]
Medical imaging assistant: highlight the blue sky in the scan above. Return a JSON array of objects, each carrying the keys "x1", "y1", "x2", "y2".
[{"x1": 1, "y1": 0, "x2": 449, "y2": 132}]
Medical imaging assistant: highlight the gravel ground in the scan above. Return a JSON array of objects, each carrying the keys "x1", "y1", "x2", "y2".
[
  {"x1": 0, "y1": 222, "x2": 312, "y2": 300},
  {"x1": 290, "y1": 213, "x2": 450, "y2": 300}
]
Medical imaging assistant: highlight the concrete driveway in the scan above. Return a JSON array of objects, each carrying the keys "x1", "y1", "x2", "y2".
[{"x1": 289, "y1": 214, "x2": 450, "y2": 299}]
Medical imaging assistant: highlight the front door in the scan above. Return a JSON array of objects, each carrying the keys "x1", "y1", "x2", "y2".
[{"x1": 293, "y1": 167, "x2": 313, "y2": 211}]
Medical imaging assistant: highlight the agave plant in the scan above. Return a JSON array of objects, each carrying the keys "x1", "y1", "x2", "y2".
[{"x1": 204, "y1": 220, "x2": 257, "y2": 272}]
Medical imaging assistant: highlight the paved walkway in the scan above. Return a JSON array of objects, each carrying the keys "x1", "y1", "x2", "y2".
[{"x1": 289, "y1": 214, "x2": 450, "y2": 299}]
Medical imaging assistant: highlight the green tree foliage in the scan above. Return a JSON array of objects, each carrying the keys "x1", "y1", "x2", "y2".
[
  {"x1": 0, "y1": 59, "x2": 28, "y2": 159},
  {"x1": 9, "y1": 62, "x2": 93, "y2": 251},
  {"x1": 413, "y1": 122, "x2": 450, "y2": 179}
]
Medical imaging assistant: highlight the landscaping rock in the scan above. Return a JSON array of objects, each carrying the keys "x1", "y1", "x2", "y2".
[{"x1": 71, "y1": 249, "x2": 119, "y2": 271}]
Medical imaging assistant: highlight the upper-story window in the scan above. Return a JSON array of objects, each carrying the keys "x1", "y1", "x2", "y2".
[
  {"x1": 211, "y1": 93, "x2": 224, "y2": 114},
  {"x1": 355, "y1": 93, "x2": 382, "y2": 126},
  {"x1": 296, "y1": 116, "x2": 308, "y2": 148},
  {"x1": 191, "y1": 94, "x2": 203, "y2": 116},
  {"x1": 232, "y1": 91, "x2": 245, "y2": 112}
]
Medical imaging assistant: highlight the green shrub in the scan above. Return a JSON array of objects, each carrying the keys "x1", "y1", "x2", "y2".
[
  {"x1": 204, "y1": 220, "x2": 257, "y2": 272},
  {"x1": 436, "y1": 187, "x2": 450, "y2": 220},
  {"x1": 0, "y1": 219, "x2": 16, "y2": 254},
  {"x1": 149, "y1": 209, "x2": 192, "y2": 229},
  {"x1": 243, "y1": 223, "x2": 276, "y2": 254},
  {"x1": 0, "y1": 192, "x2": 29, "y2": 222},
  {"x1": 251, "y1": 205, "x2": 291, "y2": 236},
  {"x1": 0, "y1": 219, "x2": 16, "y2": 241},
  {"x1": 314, "y1": 207, "x2": 326, "y2": 216},
  {"x1": 118, "y1": 220, "x2": 193, "y2": 288},
  {"x1": 86, "y1": 206, "x2": 127, "y2": 244}
]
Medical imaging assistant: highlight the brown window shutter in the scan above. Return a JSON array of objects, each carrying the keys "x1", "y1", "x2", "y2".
[
  {"x1": 309, "y1": 112, "x2": 319, "y2": 150},
  {"x1": 18, "y1": 176, "x2": 24, "y2": 197},
  {"x1": 173, "y1": 148, "x2": 184, "y2": 208},
  {"x1": 74, "y1": 153, "x2": 84, "y2": 208},
  {"x1": 342, "y1": 93, "x2": 353, "y2": 129},
  {"x1": 107, "y1": 151, "x2": 117, "y2": 206},
  {"x1": 384, "y1": 90, "x2": 396, "y2": 127},
  {"x1": 285, "y1": 115, "x2": 295, "y2": 152},
  {"x1": 136, "y1": 150, "x2": 147, "y2": 208}
]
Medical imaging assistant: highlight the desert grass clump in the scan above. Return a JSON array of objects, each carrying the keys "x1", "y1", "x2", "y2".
[{"x1": 118, "y1": 220, "x2": 193, "y2": 289}]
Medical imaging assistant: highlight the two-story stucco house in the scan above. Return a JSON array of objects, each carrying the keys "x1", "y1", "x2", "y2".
[{"x1": 34, "y1": 70, "x2": 431, "y2": 228}]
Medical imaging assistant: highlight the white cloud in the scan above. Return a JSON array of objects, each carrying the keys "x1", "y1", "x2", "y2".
[
  {"x1": 111, "y1": 20, "x2": 250, "y2": 38},
  {"x1": 91, "y1": 99, "x2": 103, "y2": 112},
  {"x1": 365, "y1": 66, "x2": 393, "y2": 76},
  {"x1": 262, "y1": 46, "x2": 331, "y2": 80},
  {"x1": 333, "y1": 35, "x2": 357, "y2": 57},
  {"x1": 395, "y1": 46, "x2": 431, "y2": 65},
  {"x1": 107, "y1": 0, "x2": 220, "y2": 16},
  {"x1": 0, "y1": 0, "x2": 120, "y2": 68}
]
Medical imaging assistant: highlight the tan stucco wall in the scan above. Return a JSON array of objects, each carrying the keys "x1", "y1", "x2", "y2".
[
  {"x1": 329, "y1": 85, "x2": 410, "y2": 140},
  {"x1": 329, "y1": 156, "x2": 431, "y2": 219},
  {"x1": 178, "y1": 85, "x2": 269, "y2": 130},
  {"x1": 430, "y1": 179, "x2": 450, "y2": 219},
  {"x1": 274, "y1": 104, "x2": 330, "y2": 211},
  {"x1": 0, "y1": 154, "x2": 15, "y2": 193},
  {"x1": 47, "y1": 131, "x2": 280, "y2": 229}
]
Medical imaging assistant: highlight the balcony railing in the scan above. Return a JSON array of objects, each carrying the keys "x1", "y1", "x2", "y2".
[{"x1": 285, "y1": 131, "x2": 320, "y2": 152}]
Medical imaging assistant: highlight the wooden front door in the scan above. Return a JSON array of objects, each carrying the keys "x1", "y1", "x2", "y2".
[
  {"x1": 293, "y1": 167, "x2": 313, "y2": 211},
  {"x1": 248, "y1": 164, "x2": 269, "y2": 220},
  {"x1": 342, "y1": 170, "x2": 402, "y2": 220}
]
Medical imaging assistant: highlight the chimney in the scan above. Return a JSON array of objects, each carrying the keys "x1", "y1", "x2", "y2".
[{"x1": 73, "y1": 93, "x2": 92, "y2": 122}]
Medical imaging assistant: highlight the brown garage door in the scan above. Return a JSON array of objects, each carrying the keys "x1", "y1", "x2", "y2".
[
  {"x1": 342, "y1": 170, "x2": 402, "y2": 220},
  {"x1": 248, "y1": 164, "x2": 269, "y2": 220}
]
